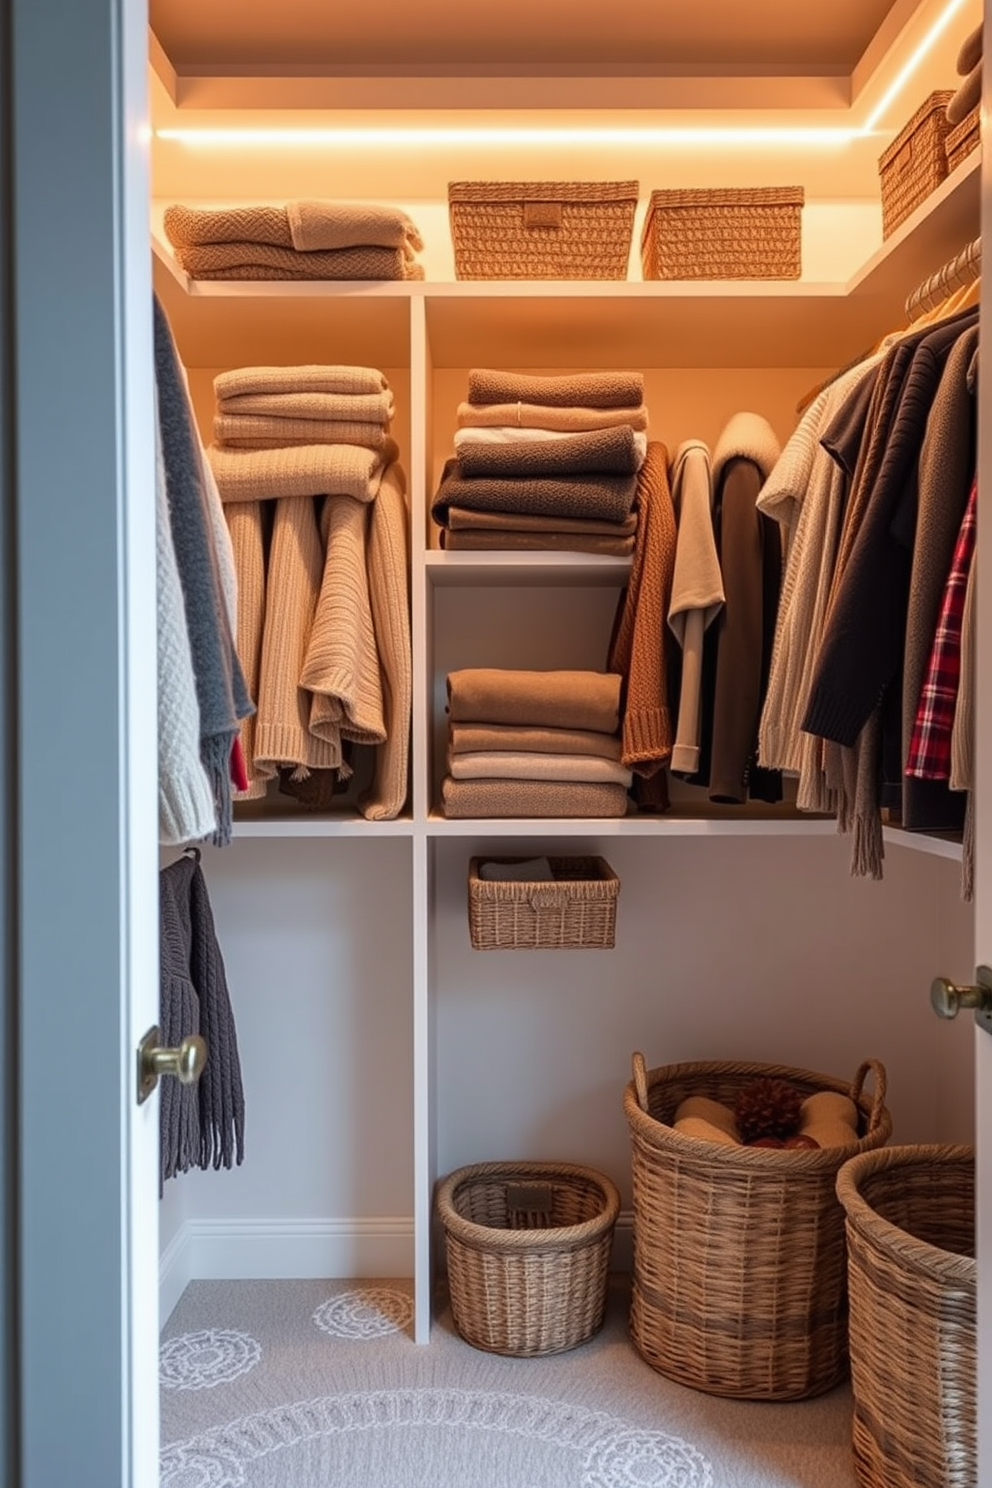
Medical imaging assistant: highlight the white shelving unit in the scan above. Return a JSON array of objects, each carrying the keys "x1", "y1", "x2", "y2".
[{"x1": 155, "y1": 151, "x2": 977, "y2": 1339}]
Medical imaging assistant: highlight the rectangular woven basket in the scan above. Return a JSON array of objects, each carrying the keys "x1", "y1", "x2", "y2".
[
  {"x1": 640, "y1": 186, "x2": 804, "y2": 280},
  {"x1": 447, "y1": 180, "x2": 638, "y2": 280},
  {"x1": 836, "y1": 1145, "x2": 975, "y2": 1488},
  {"x1": 879, "y1": 91, "x2": 955, "y2": 238},
  {"x1": 467, "y1": 856, "x2": 619, "y2": 950},
  {"x1": 623, "y1": 1052, "x2": 891, "y2": 1400},
  {"x1": 945, "y1": 104, "x2": 981, "y2": 174}
]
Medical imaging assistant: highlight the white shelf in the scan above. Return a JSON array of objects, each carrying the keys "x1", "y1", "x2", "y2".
[
  {"x1": 882, "y1": 825, "x2": 964, "y2": 863},
  {"x1": 232, "y1": 811, "x2": 415, "y2": 839},
  {"x1": 425, "y1": 550, "x2": 629, "y2": 586}
]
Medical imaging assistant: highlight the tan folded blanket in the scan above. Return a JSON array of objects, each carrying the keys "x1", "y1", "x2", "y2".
[
  {"x1": 457, "y1": 401, "x2": 648, "y2": 432},
  {"x1": 432, "y1": 459, "x2": 638, "y2": 526},
  {"x1": 468, "y1": 369, "x2": 644, "y2": 409},
  {"x1": 450, "y1": 722, "x2": 622, "y2": 759},
  {"x1": 207, "y1": 442, "x2": 395, "y2": 504},
  {"x1": 187, "y1": 261, "x2": 425, "y2": 282},
  {"x1": 217, "y1": 390, "x2": 395, "y2": 425},
  {"x1": 448, "y1": 750, "x2": 632, "y2": 785},
  {"x1": 165, "y1": 201, "x2": 423, "y2": 255},
  {"x1": 447, "y1": 669, "x2": 621, "y2": 732},
  {"x1": 214, "y1": 414, "x2": 389, "y2": 449},
  {"x1": 165, "y1": 203, "x2": 294, "y2": 249},
  {"x1": 215, "y1": 365, "x2": 390, "y2": 399},
  {"x1": 947, "y1": 62, "x2": 981, "y2": 125},
  {"x1": 456, "y1": 426, "x2": 643, "y2": 479},
  {"x1": 441, "y1": 776, "x2": 628, "y2": 819},
  {"x1": 455, "y1": 427, "x2": 648, "y2": 463},
  {"x1": 441, "y1": 529, "x2": 636, "y2": 556},
  {"x1": 173, "y1": 241, "x2": 414, "y2": 281},
  {"x1": 359, "y1": 463, "x2": 411, "y2": 821},
  {"x1": 447, "y1": 506, "x2": 637, "y2": 536}
]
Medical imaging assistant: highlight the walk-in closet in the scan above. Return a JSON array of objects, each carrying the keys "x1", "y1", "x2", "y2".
[{"x1": 147, "y1": 0, "x2": 987, "y2": 1482}]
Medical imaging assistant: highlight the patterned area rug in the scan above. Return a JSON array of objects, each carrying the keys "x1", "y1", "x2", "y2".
[{"x1": 160, "y1": 1276, "x2": 859, "y2": 1487}]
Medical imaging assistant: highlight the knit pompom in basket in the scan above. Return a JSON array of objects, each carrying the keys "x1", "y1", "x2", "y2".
[
  {"x1": 436, "y1": 1160, "x2": 621, "y2": 1356},
  {"x1": 623, "y1": 1051, "x2": 891, "y2": 1400}
]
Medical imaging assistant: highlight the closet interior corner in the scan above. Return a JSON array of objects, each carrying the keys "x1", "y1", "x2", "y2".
[{"x1": 150, "y1": 0, "x2": 983, "y2": 1353}]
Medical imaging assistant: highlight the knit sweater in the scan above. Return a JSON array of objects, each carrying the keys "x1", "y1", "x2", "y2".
[
  {"x1": 667, "y1": 440, "x2": 723, "y2": 776},
  {"x1": 432, "y1": 460, "x2": 638, "y2": 526},
  {"x1": 467, "y1": 368, "x2": 644, "y2": 409},
  {"x1": 447, "y1": 669, "x2": 621, "y2": 733},
  {"x1": 455, "y1": 426, "x2": 643, "y2": 478}
]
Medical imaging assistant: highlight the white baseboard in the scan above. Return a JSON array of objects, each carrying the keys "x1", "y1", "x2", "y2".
[
  {"x1": 160, "y1": 1216, "x2": 415, "y2": 1321},
  {"x1": 160, "y1": 1212, "x2": 632, "y2": 1324}
]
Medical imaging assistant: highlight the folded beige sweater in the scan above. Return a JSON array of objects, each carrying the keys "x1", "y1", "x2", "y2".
[
  {"x1": 468, "y1": 369, "x2": 644, "y2": 409},
  {"x1": 448, "y1": 750, "x2": 632, "y2": 786},
  {"x1": 457, "y1": 401, "x2": 648, "y2": 433},
  {"x1": 447, "y1": 669, "x2": 621, "y2": 732},
  {"x1": 164, "y1": 200, "x2": 423, "y2": 255},
  {"x1": 441, "y1": 776, "x2": 628, "y2": 819},
  {"x1": 208, "y1": 441, "x2": 395, "y2": 504},
  {"x1": 450, "y1": 722, "x2": 622, "y2": 759},
  {"x1": 217, "y1": 389, "x2": 395, "y2": 425},
  {"x1": 187, "y1": 261, "x2": 425, "y2": 282},
  {"x1": 214, "y1": 413, "x2": 390, "y2": 449},
  {"x1": 216, "y1": 365, "x2": 390, "y2": 400},
  {"x1": 173, "y1": 240, "x2": 415, "y2": 282}
]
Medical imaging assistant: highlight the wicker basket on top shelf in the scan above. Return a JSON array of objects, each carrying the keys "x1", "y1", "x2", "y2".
[
  {"x1": 447, "y1": 180, "x2": 638, "y2": 280},
  {"x1": 640, "y1": 186, "x2": 804, "y2": 280},
  {"x1": 945, "y1": 104, "x2": 981, "y2": 174},
  {"x1": 879, "y1": 91, "x2": 955, "y2": 238}
]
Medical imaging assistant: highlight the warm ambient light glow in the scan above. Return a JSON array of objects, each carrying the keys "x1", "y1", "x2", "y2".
[{"x1": 154, "y1": 0, "x2": 969, "y2": 150}]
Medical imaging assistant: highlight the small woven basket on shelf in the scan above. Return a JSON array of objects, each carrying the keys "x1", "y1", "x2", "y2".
[
  {"x1": 436, "y1": 1159, "x2": 621, "y2": 1356},
  {"x1": 447, "y1": 180, "x2": 638, "y2": 280},
  {"x1": 945, "y1": 104, "x2": 981, "y2": 174},
  {"x1": 467, "y1": 856, "x2": 619, "y2": 950},
  {"x1": 836, "y1": 1144, "x2": 975, "y2": 1488},
  {"x1": 879, "y1": 91, "x2": 955, "y2": 237},
  {"x1": 640, "y1": 186, "x2": 804, "y2": 280},
  {"x1": 623, "y1": 1051, "x2": 891, "y2": 1400}
]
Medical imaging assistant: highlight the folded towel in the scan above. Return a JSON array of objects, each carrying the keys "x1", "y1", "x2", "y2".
[
  {"x1": 186, "y1": 261, "x2": 425, "y2": 283},
  {"x1": 165, "y1": 203, "x2": 294, "y2": 248},
  {"x1": 207, "y1": 441, "x2": 395, "y2": 504},
  {"x1": 449, "y1": 750, "x2": 632, "y2": 785},
  {"x1": 468, "y1": 369, "x2": 644, "y2": 409},
  {"x1": 164, "y1": 201, "x2": 423, "y2": 256},
  {"x1": 447, "y1": 506, "x2": 636, "y2": 536},
  {"x1": 957, "y1": 23, "x2": 982, "y2": 76},
  {"x1": 450, "y1": 722, "x2": 623, "y2": 760},
  {"x1": 441, "y1": 776, "x2": 629, "y2": 818},
  {"x1": 217, "y1": 389, "x2": 395, "y2": 426},
  {"x1": 432, "y1": 459, "x2": 638, "y2": 526},
  {"x1": 457, "y1": 400, "x2": 649, "y2": 432},
  {"x1": 214, "y1": 413, "x2": 390, "y2": 449},
  {"x1": 174, "y1": 241, "x2": 416, "y2": 281},
  {"x1": 478, "y1": 857, "x2": 554, "y2": 881},
  {"x1": 947, "y1": 62, "x2": 981, "y2": 125},
  {"x1": 455, "y1": 425, "x2": 643, "y2": 479},
  {"x1": 216, "y1": 365, "x2": 391, "y2": 400},
  {"x1": 441, "y1": 529, "x2": 636, "y2": 556},
  {"x1": 447, "y1": 668, "x2": 622, "y2": 732},
  {"x1": 455, "y1": 427, "x2": 648, "y2": 463}
]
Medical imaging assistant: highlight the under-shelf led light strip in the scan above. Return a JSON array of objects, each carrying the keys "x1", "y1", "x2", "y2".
[{"x1": 157, "y1": 0, "x2": 971, "y2": 149}]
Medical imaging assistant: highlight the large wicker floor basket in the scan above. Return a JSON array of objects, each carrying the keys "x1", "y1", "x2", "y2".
[
  {"x1": 836, "y1": 1145, "x2": 975, "y2": 1488},
  {"x1": 623, "y1": 1052, "x2": 891, "y2": 1400},
  {"x1": 436, "y1": 1159, "x2": 620, "y2": 1356}
]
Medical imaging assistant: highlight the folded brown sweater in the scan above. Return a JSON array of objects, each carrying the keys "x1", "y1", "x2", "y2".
[
  {"x1": 174, "y1": 241, "x2": 415, "y2": 281},
  {"x1": 432, "y1": 459, "x2": 638, "y2": 526},
  {"x1": 457, "y1": 401, "x2": 649, "y2": 433},
  {"x1": 447, "y1": 505, "x2": 637, "y2": 536},
  {"x1": 214, "y1": 414, "x2": 390, "y2": 449},
  {"x1": 455, "y1": 425, "x2": 641, "y2": 479},
  {"x1": 441, "y1": 529, "x2": 635, "y2": 556},
  {"x1": 441, "y1": 776, "x2": 628, "y2": 819},
  {"x1": 447, "y1": 669, "x2": 621, "y2": 732},
  {"x1": 450, "y1": 722, "x2": 622, "y2": 759},
  {"x1": 468, "y1": 369, "x2": 644, "y2": 409}
]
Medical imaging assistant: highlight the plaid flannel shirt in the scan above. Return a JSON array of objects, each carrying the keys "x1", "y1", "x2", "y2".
[{"x1": 906, "y1": 479, "x2": 976, "y2": 780}]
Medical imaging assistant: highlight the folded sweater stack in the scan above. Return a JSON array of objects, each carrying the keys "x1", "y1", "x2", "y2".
[
  {"x1": 442, "y1": 669, "x2": 630, "y2": 818},
  {"x1": 164, "y1": 201, "x2": 425, "y2": 281},
  {"x1": 208, "y1": 364, "x2": 411, "y2": 821},
  {"x1": 432, "y1": 369, "x2": 648, "y2": 554}
]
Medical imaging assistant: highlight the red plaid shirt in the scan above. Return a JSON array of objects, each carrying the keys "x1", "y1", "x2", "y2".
[{"x1": 906, "y1": 479, "x2": 976, "y2": 780}]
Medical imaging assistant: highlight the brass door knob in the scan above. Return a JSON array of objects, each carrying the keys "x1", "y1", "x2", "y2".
[
  {"x1": 931, "y1": 968, "x2": 992, "y2": 1021},
  {"x1": 137, "y1": 1026, "x2": 208, "y2": 1105}
]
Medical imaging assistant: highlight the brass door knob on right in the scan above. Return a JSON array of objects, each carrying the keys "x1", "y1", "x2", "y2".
[{"x1": 930, "y1": 968, "x2": 992, "y2": 1022}]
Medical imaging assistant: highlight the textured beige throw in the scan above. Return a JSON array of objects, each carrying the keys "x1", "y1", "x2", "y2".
[
  {"x1": 441, "y1": 777, "x2": 629, "y2": 818},
  {"x1": 447, "y1": 669, "x2": 621, "y2": 732},
  {"x1": 450, "y1": 723, "x2": 622, "y2": 759},
  {"x1": 217, "y1": 390, "x2": 395, "y2": 425},
  {"x1": 164, "y1": 201, "x2": 423, "y2": 255},
  {"x1": 184, "y1": 262, "x2": 425, "y2": 282},
  {"x1": 214, "y1": 414, "x2": 389, "y2": 450},
  {"x1": 448, "y1": 750, "x2": 632, "y2": 785},
  {"x1": 216, "y1": 365, "x2": 390, "y2": 399},
  {"x1": 468, "y1": 369, "x2": 644, "y2": 409},
  {"x1": 172, "y1": 241, "x2": 413, "y2": 281},
  {"x1": 457, "y1": 402, "x2": 648, "y2": 433},
  {"x1": 208, "y1": 442, "x2": 394, "y2": 504}
]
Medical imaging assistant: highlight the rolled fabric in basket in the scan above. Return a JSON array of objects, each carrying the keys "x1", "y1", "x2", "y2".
[
  {"x1": 799, "y1": 1091, "x2": 860, "y2": 1148},
  {"x1": 674, "y1": 1095, "x2": 741, "y2": 1141},
  {"x1": 674, "y1": 1116, "x2": 742, "y2": 1146}
]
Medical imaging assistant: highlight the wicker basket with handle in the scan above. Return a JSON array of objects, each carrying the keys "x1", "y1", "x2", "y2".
[
  {"x1": 468, "y1": 856, "x2": 619, "y2": 950},
  {"x1": 836, "y1": 1144, "x2": 975, "y2": 1488},
  {"x1": 623, "y1": 1051, "x2": 891, "y2": 1399},
  {"x1": 448, "y1": 180, "x2": 638, "y2": 280},
  {"x1": 640, "y1": 186, "x2": 804, "y2": 280},
  {"x1": 436, "y1": 1159, "x2": 621, "y2": 1356},
  {"x1": 879, "y1": 91, "x2": 955, "y2": 237}
]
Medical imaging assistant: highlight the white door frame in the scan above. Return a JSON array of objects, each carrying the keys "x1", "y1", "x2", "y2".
[{"x1": 8, "y1": 0, "x2": 159, "y2": 1484}]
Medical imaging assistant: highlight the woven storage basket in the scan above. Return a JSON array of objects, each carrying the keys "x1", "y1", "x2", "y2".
[
  {"x1": 447, "y1": 180, "x2": 638, "y2": 280},
  {"x1": 623, "y1": 1051, "x2": 891, "y2": 1400},
  {"x1": 945, "y1": 104, "x2": 981, "y2": 174},
  {"x1": 468, "y1": 856, "x2": 619, "y2": 950},
  {"x1": 879, "y1": 91, "x2": 955, "y2": 238},
  {"x1": 640, "y1": 186, "x2": 804, "y2": 280},
  {"x1": 436, "y1": 1159, "x2": 621, "y2": 1355},
  {"x1": 837, "y1": 1145, "x2": 975, "y2": 1488}
]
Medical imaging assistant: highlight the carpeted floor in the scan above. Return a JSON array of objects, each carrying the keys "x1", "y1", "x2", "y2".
[{"x1": 160, "y1": 1275, "x2": 859, "y2": 1487}]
